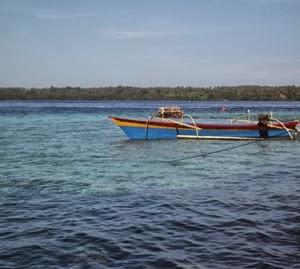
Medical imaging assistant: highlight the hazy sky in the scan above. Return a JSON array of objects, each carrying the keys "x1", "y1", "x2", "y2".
[{"x1": 0, "y1": 0, "x2": 300, "y2": 87}]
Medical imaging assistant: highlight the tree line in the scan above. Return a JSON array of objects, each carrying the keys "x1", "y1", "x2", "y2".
[{"x1": 0, "y1": 85, "x2": 299, "y2": 101}]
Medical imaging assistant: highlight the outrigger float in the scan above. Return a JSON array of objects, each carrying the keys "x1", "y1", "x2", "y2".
[{"x1": 110, "y1": 106, "x2": 300, "y2": 141}]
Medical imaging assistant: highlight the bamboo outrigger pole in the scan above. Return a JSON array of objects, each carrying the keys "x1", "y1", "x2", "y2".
[{"x1": 269, "y1": 118, "x2": 294, "y2": 140}]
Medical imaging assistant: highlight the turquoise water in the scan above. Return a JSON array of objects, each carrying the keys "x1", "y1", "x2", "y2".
[{"x1": 0, "y1": 101, "x2": 300, "y2": 268}]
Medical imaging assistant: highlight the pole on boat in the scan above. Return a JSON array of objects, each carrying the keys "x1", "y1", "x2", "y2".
[
  {"x1": 152, "y1": 117, "x2": 202, "y2": 132},
  {"x1": 269, "y1": 118, "x2": 294, "y2": 140}
]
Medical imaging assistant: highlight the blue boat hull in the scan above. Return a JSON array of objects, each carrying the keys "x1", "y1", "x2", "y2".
[{"x1": 120, "y1": 125, "x2": 291, "y2": 140}]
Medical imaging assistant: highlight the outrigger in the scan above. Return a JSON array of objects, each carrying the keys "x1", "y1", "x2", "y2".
[{"x1": 110, "y1": 106, "x2": 300, "y2": 141}]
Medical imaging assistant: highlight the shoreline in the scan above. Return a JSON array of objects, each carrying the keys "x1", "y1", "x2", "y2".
[{"x1": 0, "y1": 85, "x2": 300, "y2": 101}]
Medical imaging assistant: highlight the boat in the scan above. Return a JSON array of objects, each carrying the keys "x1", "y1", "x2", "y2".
[{"x1": 110, "y1": 106, "x2": 300, "y2": 140}]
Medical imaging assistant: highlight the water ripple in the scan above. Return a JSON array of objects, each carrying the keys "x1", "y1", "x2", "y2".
[{"x1": 1, "y1": 101, "x2": 300, "y2": 268}]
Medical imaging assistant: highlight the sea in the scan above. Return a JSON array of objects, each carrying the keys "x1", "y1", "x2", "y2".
[{"x1": 0, "y1": 100, "x2": 300, "y2": 269}]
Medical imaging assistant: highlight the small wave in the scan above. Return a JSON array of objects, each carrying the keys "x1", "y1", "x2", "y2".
[
  {"x1": 146, "y1": 257, "x2": 186, "y2": 269},
  {"x1": 218, "y1": 218, "x2": 258, "y2": 228}
]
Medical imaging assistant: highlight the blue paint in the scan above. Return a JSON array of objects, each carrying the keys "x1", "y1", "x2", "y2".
[{"x1": 120, "y1": 126, "x2": 290, "y2": 140}]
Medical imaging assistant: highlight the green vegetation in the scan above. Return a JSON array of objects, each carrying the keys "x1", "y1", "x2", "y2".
[{"x1": 0, "y1": 85, "x2": 299, "y2": 101}]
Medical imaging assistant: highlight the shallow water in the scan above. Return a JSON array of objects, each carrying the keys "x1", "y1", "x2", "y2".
[{"x1": 0, "y1": 101, "x2": 300, "y2": 269}]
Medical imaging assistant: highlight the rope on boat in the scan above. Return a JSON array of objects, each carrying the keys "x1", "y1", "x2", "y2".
[{"x1": 167, "y1": 130, "x2": 291, "y2": 163}]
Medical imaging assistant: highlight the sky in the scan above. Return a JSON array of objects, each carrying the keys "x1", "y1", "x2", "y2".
[{"x1": 0, "y1": 0, "x2": 300, "y2": 87}]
